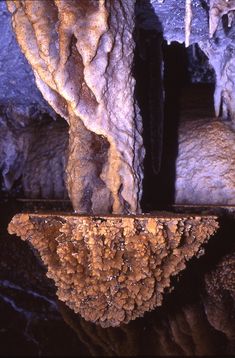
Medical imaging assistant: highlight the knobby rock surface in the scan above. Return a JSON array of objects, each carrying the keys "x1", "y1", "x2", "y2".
[
  {"x1": 7, "y1": 0, "x2": 144, "y2": 214},
  {"x1": 8, "y1": 213, "x2": 218, "y2": 327},
  {"x1": 175, "y1": 118, "x2": 235, "y2": 205}
]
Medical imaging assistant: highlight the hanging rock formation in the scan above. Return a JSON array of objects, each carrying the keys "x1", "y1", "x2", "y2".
[
  {"x1": 138, "y1": 0, "x2": 235, "y2": 122},
  {"x1": 7, "y1": 0, "x2": 144, "y2": 215},
  {"x1": 8, "y1": 212, "x2": 218, "y2": 327}
]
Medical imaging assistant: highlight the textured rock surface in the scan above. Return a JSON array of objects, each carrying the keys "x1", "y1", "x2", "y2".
[
  {"x1": 199, "y1": 28, "x2": 235, "y2": 122},
  {"x1": 56, "y1": 210, "x2": 235, "y2": 356},
  {"x1": 137, "y1": 0, "x2": 209, "y2": 44},
  {"x1": 0, "y1": 1, "x2": 56, "y2": 117},
  {"x1": 7, "y1": 0, "x2": 144, "y2": 215},
  {"x1": 204, "y1": 252, "x2": 235, "y2": 346},
  {"x1": 175, "y1": 118, "x2": 235, "y2": 205},
  {"x1": 0, "y1": 201, "x2": 233, "y2": 355},
  {"x1": 8, "y1": 212, "x2": 218, "y2": 327},
  {"x1": 138, "y1": 0, "x2": 235, "y2": 122},
  {"x1": 0, "y1": 111, "x2": 68, "y2": 199}
]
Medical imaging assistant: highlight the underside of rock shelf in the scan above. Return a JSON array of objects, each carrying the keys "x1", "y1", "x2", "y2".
[{"x1": 8, "y1": 212, "x2": 218, "y2": 327}]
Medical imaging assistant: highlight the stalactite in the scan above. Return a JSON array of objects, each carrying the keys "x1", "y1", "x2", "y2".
[
  {"x1": 209, "y1": 0, "x2": 235, "y2": 38},
  {"x1": 7, "y1": 0, "x2": 144, "y2": 214},
  {"x1": 185, "y1": 0, "x2": 192, "y2": 47}
]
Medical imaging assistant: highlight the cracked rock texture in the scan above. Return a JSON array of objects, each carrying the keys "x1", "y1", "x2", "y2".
[
  {"x1": 175, "y1": 118, "x2": 235, "y2": 205},
  {"x1": 8, "y1": 213, "x2": 218, "y2": 327},
  {"x1": 7, "y1": 0, "x2": 144, "y2": 215},
  {"x1": 0, "y1": 110, "x2": 68, "y2": 199}
]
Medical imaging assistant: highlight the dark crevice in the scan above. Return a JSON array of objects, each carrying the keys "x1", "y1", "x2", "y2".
[{"x1": 134, "y1": 27, "x2": 191, "y2": 211}]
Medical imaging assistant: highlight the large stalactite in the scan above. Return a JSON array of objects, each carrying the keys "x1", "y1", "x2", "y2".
[{"x1": 7, "y1": 0, "x2": 144, "y2": 214}]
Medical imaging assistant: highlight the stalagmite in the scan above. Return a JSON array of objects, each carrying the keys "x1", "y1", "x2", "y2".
[{"x1": 7, "y1": 0, "x2": 144, "y2": 215}]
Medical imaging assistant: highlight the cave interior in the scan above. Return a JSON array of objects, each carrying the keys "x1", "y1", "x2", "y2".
[{"x1": 0, "y1": 0, "x2": 235, "y2": 356}]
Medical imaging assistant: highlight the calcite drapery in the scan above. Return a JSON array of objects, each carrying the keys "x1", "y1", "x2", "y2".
[
  {"x1": 7, "y1": 0, "x2": 144, "y2": 214},
  {"x1": 8, "y1": 212, "x2": 218, "y2": 327}
]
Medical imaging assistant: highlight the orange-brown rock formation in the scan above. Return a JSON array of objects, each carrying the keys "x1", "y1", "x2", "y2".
[
  {"x1": 204, "y1": 252, "x2": 235, "y2": 345},
  {"x1": 8, "y1": 212, "x2": 218, "y2": 327},
  {"x1": 7, "y1": 0, "x2": 144, "y2": 215}
]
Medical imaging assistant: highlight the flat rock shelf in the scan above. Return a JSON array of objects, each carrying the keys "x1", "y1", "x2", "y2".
[{"x1": 8, "y1": 212, "x2": 219, "y2": 328}]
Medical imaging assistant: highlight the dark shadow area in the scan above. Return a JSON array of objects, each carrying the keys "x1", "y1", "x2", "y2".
[
  {"x1": 165, "y1": 213, "x2": 235, "y2": 305},
  {"x1": 0, "y1": 199, "x2": 90, "y2": 357},
  {"x1": 156, "y1": 42, "x2": 190, "y2": 209},
  {"x1": 134, "y1": 29, "x2": 190, "y2": 211},
  {"x1": 134, "y1": 27, "x2": 164, "y2": 212},
  {"x1": 134, "y1": 0, "x2": 165, "y2": 212}
]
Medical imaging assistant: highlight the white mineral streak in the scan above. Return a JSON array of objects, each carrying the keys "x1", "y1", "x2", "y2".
[
  {"x1": 175, "y1": 119, "x2": 235, "y2": 205},
  {"x1": 209, "y1": 0, "x2": 235, "y2": 38},
  {"x1": 185, "y1": 0, "x2": 192, "y2": 47},
  {"x1": 7, "y1": 0, "x2": 144, "y2": 214}
]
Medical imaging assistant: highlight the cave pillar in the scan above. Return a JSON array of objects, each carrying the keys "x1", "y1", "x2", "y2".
[{"x1": 7, "y1": 0, "x2": 144, "y2": 214}]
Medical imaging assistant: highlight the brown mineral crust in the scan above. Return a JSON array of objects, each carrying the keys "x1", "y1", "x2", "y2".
[
  {"x1": 8, "y1": 213, "x2": 218, "y2": 327},
  {"x1": 7, "y1": 0, "x2": 144, "y2": 215},
  {"x1": 203, "y1": 252, "x2": 235, "y2": 344}
]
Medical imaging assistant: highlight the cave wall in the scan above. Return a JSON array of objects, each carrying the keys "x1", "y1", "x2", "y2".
[
  {"x1": 138, "y1": 0, "x2": 235, "y2": 122},
  {"x1": 0, "y1": 1, "x2": 56, "y2": 119},
  {"x1": 0, "y1": 1, "x2": 63, "y2": 198}
]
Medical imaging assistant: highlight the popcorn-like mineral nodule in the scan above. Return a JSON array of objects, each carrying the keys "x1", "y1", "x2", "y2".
[{"x1": 8, "y1": 212, "x2": 218, "y2": 327}]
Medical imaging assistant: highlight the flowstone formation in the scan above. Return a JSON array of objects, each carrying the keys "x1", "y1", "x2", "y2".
[
  {"x1": 8, "y1": 213, "x2": 218, "y2": 327},
  {"x1": 175, "y1": 118, "x2": 235, "y2": 205},
  {"x1": 7, "y1": 0, "x2": 144, "y2": 215}
]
